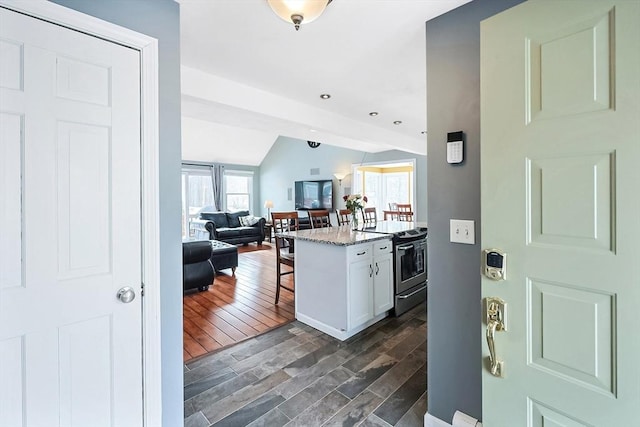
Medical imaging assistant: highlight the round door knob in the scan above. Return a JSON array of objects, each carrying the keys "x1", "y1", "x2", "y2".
[{"x1": 117, "y1": 287, "x2": 136, "y2": 303}]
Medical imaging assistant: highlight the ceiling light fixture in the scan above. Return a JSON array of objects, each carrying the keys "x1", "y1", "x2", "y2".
[
  {"x1": 369, "y1": 112, "x2": 379, "y2": 116},
  {"x1": 320, "y1": 93, "x2": 331, "y2": 99},
  {"x1": 393, "y1": 120, "x2": 402, "y2": 125},
  {"x1": 267, "y1": 0, "x2": 332, "y2": 31}
]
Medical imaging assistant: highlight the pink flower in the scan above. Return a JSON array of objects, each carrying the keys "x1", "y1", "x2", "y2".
[
  {"x1": 343, "y1": 195, "x2": 348, "y2": 201},
  {"x1": 363, "y1": 196, "x2": 368, "y2": 203}
]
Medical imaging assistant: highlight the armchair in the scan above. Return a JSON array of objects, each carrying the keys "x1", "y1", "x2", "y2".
[{"x1": 183, "y1": 241, "x2": 214, "y2": 292}]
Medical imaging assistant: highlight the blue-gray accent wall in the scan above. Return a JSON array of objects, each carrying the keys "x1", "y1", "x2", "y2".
[
  {"x1": 260, "y1": 136, "x2": 427, "y2": 221},
  {"x1": 50, "y1": 0, "x2": 184, "y2": 425},
  {"x1": 425, "y1": 0, "x2": 524, "y2": 422}
]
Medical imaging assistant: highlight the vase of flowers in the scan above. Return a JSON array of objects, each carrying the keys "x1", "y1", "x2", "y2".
[{"x1": 343, "y1": 194, "x2": 368, "y2": 230}]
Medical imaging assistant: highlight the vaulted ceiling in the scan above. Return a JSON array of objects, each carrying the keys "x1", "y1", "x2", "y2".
[{"x1": 178, "y1": 0, "x2": 471, "y2": 166}]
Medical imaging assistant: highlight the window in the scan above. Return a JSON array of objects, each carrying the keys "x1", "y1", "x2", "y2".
[
  {"x1": 352, "y1": 162, "x2": 414, "y2": 216},
  {"x1": 224, "y1": 170, "x2": 253, "y2": 212},
  {"x1": 383, "y1": 172, "x2": 411, "y2": 208},
  {"x1": 363, "y1": 171, "x2": 381, "y2": 211},
  {"x1": 180, "y1": 166, "x2": 255, "y2": 237},
  {"x1": 181, "y1": 166, "x2": 215, "y2": 238}
]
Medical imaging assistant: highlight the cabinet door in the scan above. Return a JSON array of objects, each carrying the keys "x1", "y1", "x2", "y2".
[
  {"x1": 373, "y1": 251, "x2": 394, "y2": 315},
  {"x1": 348, "y1": 258, "x2": 373, "y2": 329}
]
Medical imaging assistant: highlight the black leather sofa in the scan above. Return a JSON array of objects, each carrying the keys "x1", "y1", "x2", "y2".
[
  {"x1": 190, "y1": 210, "x2": 266, "y2": 245},
  {"x1": 183, "y1": 240, "x2": 214, "y2": 292}
]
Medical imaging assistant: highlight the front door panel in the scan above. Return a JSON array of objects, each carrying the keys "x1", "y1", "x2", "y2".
[{"x1": 481, "y1": 0, "x2": 639, "y2": 425}]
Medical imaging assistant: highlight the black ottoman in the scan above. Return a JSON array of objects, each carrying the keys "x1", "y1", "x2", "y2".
[{"x1": 210, "y1": 240, "x2": 238, "y2": 274}]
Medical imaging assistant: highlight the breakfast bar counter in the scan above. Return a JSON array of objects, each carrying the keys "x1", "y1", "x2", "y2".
[
  {"x1": 279, "y1": 225, "x2": 391, "y2": 245},
  {"x1": 279, "y1": 225, "x2": 394, "y2": 340}
]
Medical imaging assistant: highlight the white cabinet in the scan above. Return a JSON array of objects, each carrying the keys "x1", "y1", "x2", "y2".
[
  {"x1": 347, "y1": 245, "x2": 374, "y2": 329},
  {"x1": 372, "y1": 240, "x2": 393, "y2": 315},
  {"x1": 347, "y1": 239, "x2": 393, "y2": 329},
  {"x1": 296, "y1": 237, "x2": 394, "y2": 341}
]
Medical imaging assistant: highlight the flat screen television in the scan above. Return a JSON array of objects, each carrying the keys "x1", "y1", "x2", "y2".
[{"x1": 294, "y1": 180, "x2": 333, "y2": 210}]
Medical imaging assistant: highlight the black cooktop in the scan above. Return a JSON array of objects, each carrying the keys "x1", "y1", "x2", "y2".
[{"x1": 360, "y1": 221, "x2": 428, "y2": 241}]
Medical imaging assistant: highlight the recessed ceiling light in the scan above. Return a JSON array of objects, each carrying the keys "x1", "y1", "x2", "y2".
[
  {"x1": 320, "y1": 94, "x2": 331, "y2": 99},
  {"x1": 369, "y1": 112, "x2": 379, "y2": 116},
  {"x1": 310, "y1": 129, "x2": 317, "y2": 132},
  {"x1": 393, "y1": 120, "x2": 402, "y2": 125}
]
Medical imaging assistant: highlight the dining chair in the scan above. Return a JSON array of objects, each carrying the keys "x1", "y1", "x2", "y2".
[
  {"x1": 363, "y1": 207, "x2": 377, "y2": 224},
  {"x1": 336, "y1": 209, "x2": 351, "y2": 225},
  {"x1": 397, "y1": 203, "x2": 413, "y2": 221},
  {"x1": 271, "y1": 211, "x2": 299, "y2": 304},
  {"x1": 309, "y1": 209, "x2": 331, "y2": 228},
  {"x1": 385, "y1": 203, "x2": 399, "y2": 220}
]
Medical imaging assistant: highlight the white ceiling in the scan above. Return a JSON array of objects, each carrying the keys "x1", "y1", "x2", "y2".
[{"x1": 179, "y1": 0, "x2": 471, "y2": 166}]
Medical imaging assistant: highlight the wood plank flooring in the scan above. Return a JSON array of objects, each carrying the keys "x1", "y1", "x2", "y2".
[
  {"x1": 183, "y1": 301, "x2": 427, "y2": 427},
  {"x1": 183, "y1": 242, "x2": 295, "y2": 362}
]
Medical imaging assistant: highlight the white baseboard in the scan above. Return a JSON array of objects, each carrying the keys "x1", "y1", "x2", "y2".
[
  {"x1": 425, "y1": 412, "x2": 452, "y2": 427},
  {"x1": 425, "y1": 411, "x2": 483, "y2": 427}
]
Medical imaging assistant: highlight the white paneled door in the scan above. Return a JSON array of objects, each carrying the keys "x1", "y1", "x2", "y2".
[
  {"x1": 481, "y1": 0, "x2": 639, "y2": 425},
  {"x1": 0, "y1": 7, "x2": 143, "y2": 426}
]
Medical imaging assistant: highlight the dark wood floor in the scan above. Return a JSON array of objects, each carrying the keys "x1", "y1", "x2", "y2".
[
  {"x1": 183, "y1": 302, "x2": 427, "y2": 427},
  {"x1": 183, "y1": 242, "x2": 295, "y2": 362}
]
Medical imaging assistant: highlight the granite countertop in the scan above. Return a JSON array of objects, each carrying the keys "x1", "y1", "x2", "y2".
[{"x1": 278, "y1": 225, "x2": 392, "y2": 246}]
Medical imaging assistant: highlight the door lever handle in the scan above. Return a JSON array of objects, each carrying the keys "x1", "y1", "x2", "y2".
[
  {"x1": 486, "y1": 319, "x2": 502, "y2": 376},
  {"x1": 484, "y1": 297, "x2": 506, "y2": 377}
]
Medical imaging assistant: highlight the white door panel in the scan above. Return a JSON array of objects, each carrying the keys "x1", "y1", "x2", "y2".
[
  {"x1": 0, "y1": 335, "x2": 24, "y2": 426},
  {"x1": 0, "y1": 7, "x2": 142, "y2": 426},
  {"x1": 56, "y1": 122, "x2": 111, "y2": 279},
  {"x1": 0, "y1": 111, "x2": 22, "y2": 290},
  {"x1": 481, "y1": 0, "x2": 639, "y2": 425}
]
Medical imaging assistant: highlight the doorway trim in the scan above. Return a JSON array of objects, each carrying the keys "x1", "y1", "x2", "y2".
[{"x1": 0, "y1": 0, "x2": 162, "y2": 425}]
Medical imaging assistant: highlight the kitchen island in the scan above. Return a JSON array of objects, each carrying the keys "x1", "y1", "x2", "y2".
[{"x1": 279, "y1": 225, "x2": 394, "y2": 340}]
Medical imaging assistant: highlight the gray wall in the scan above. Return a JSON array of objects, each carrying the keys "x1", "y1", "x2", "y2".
[
  {"x1": 260, "y1": 136, "x2": 427, "y2": 221},
  {"x1": 425, "y1": 0, "x2": 524, "y2": 422},
  {"x1": 50, "y1": 0, "x2": 184, "y2": 425}
]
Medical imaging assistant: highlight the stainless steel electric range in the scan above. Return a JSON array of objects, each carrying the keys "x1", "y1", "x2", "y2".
[{"x1": 359, "y1": 221, "x2": 428, "y2": 316}]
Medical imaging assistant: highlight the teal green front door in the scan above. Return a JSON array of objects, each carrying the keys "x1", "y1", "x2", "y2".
[{"x1": 481, "y1": 0, "x2": 640, "y2": 425}]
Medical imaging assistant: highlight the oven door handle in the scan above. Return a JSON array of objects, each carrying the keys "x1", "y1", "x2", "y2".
[
  {"x1": 396, "y1": 244, "x2": 414, "y2": 252},
  {"x1": 397, "y1": 284, "x2": 427, "y2": 299}
]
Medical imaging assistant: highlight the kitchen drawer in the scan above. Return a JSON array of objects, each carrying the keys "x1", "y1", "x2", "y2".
[
  {"x1": 373, "y1": 239, "x2": 392, "y2": 254},
  {"x1": 347, "y1": 244, "x2": 371, "y2": 261}
]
